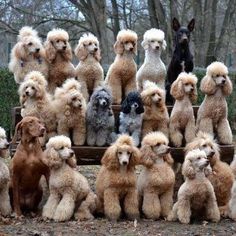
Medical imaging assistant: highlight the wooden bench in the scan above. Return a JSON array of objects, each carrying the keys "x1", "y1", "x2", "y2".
[{"x1": 10, "y1": 106, "x2": 235, "y2": 165}]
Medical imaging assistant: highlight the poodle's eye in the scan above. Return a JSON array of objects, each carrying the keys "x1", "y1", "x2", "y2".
[
  {"x1": 28, "y1": 42, "x2": 33, "y2": 46},
  {"x1": 202, "y1": 144, "x2": 207, "y2": 148},
  {"x1": 72, "y1": 97, "x2": 76, "y2": 101},
  {"x1": 127, "y1": 151, "x2": 131, "y2": 156},
  {"x1": 125, "y1": 41, "x2": 128, "y2": 44},
  {"x1": 222, "y1": 75, "x2": 226, "y2": 78},
  {"x1": 185, "y1": 83, "x2": 189, "y2": 86},
  {"x1": 89, "y1": 42, "x2": 92, "y2": 45},
  {"x1": 118, "y1": 151, "x2": 122, "y2": 155},
  {"x1": 56, "y1": 40, "x2": 60, "y2": 43},
  {"x1": 216, "y1": 74, "x2": 220, "y2": 77},
  {"x1": 31, "y1": 86, "x2": 35, "y2": 90},
  {"x1": 152, "y1": 93, "x2": 155, "y2": 97},
  {"x1": 156, "y1": 143, "x2": 161, "y2": 147},
  {"x1": 94, "y1": 43, "x2": 97, "y2": 46},
  {"x1": 197, "y1": 157, "x2": 201, "y2": 160},
  {"x1": 151, "y1": 40, "x2": 155, "y2": 43},
  {"x1": 26, "y1": 86, "x2": 28, "y2": 89},
  {"x1": 59, "y1": 147, "x2": 64, "y2": 150}
]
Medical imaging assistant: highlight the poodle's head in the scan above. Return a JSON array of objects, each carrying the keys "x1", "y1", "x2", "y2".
[
  {"x1": 182, "y1": 149, "x2": 209, "y2": 179},
  {"x1": 114, "y1": 29, "x2": 138, "y2": 55},
  {"x1": 74, "y1": 33, "x2": 101, "y2": 61},
  {"x1": 121, "y1": 91, "x2": 144, "y2": 115},
  {"x1": 141, "y1": 28, "x2": 166, "y2": 52},
  {"x1": 185, "y1": 132, "x2": 220, "y2": 166},
  {"x1": 0, "y1": 127, "x2": 9, "y2": 157},
  {"x1": 141, "y1": 81, "x2": 165, "y2": 107},
  {"x1": 170, "y1": 72, "x2": 198, "y2": 102},
  {"x1": 101, "y1": 134, "x2": 141, "y2": 170},
  {"x1": 43, "y1": 135, "x2": 76, "y2": 169}
]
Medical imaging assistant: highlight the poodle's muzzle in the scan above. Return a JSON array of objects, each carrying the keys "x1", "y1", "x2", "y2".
[
  {"x1": 99, "y1": 98, "x2": 108, "y2": 107},
  {"x1": 59, "y1": 147, "x2": 75, "y2": 160},
  {"x1": 0, "y1": 138, "x2": 9, "y2": 150},
  {"x1": 118, "y1": 151, "x2": 131, "y2": 166}
]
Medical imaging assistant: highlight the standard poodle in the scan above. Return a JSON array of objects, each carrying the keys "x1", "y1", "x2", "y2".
[
  {"x1": 54, "y1": 78, "x2": 86, "y2": 146},
  {"x1": 169, "y1": 72, "x2": 198, "y2": 147},
  {"x1": 119, "y1": 91, "x2": 144, "y2": 146},
  {"x1": 44, "y1": 28, "x2": 75, "y2": 93},
  {"x1": 137, "y1": 28, "x2": 167, "y2": 91},
  {"x1": 105, "y1": 29, "x2": 138, "y2": 104},
  {"x1": 86, "y1": 86, "x2": 115, "y2": 146},
  {"x1": 96, "y1": 134, "x2": 141, "y2": 221},
  {"x1": 141, "y1": 81, "x2": 169, "y2": 138},
  {"x1": 138, "y1": 132, "x2": 175, "y2": 220},
  {"x1": 0, "y1": 127, "x2": 12, "y2": 217},
  {"x1": 42, "y1": 135, "x2": 97, "y2": 222},
  {"x1": 197, "y1": 61, "x2": 233, "y2": 144},
  {"x1": 167, "y1": 149, "x2": 220, "y2": 224},
  {"x1": 185, "y1": 132, "x2": 234, "y2": 216},
  {"x1": 74, "y1": 33, "x2": 104, "y2": 102},
  {"x1": 9, "y1": 26, "x2": 49, "y2": 84}
]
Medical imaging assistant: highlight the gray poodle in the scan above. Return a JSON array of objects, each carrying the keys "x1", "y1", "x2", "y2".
[{"x1": 86, "y1": 87, "x2": 115, "y2": 146}]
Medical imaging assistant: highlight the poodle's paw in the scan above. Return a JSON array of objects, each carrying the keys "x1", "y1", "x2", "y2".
[
  {"x1": 0, "y1": 205, "x2": 12, "y2": 217},
  {"x1": 126, "y1": 210, "x2": 140, "y2": 221},
  {"x1": 42, "y1": 208, "x2": 55, "y2": 220},
  {"x1": 53, "y1": 211, "x2": 71, "y2": 222},
  {"x1": 75, "y1": 211, "x2": 94, "y2": 221},
  {"x1": 105, "y1": 211, "x2": 120, "y2": 222},
  {"x1": 179, "y1": 217, "x2": 190, "y2": 224},
  {"x1": 219, "y1": 205, "x2": 229, "y2": 218}
]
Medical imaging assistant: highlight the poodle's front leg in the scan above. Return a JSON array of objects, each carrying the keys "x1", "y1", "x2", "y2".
[
  {"x1": 141, "y1": 121, "x2": 153, "y2": 138},
  {"x1": 160, "y1": 187, "x2": 174, "y2": 218},
  {"x1": 57, "y1": 120, "x2": 70, "y2": 137},
  {"x1": 125, "y1": 77, "x2": 137, "y2": 96},
  {"x1": 177, "y1": 197, "x2": 191, "y2": 224},
  {"x1": 158, "y1": 122, "x2": 169, "y2": 139},
  {"x1": 79, "y1": 80, "x2": 89, "y2": 103},
  {"x1": 109, "y1": 77, "x2": 122, "y2": 105},
  {"x1": 185, "y1": 118, "x2": 196, "y2": 144},
  {"x1": 197, "y1": 118, "x2": 213, "y2": 136},
  {"x1": 86, "y1": 125, "x2": 96, "y2": 146},
  {"x1": 124, "y1": 188, "x2": 140, "y2": 220},
  {"x1": 73, "y1": 120, "x2": 86, "y2": 146},
  {"x1": 0, "y1": 185, "x2": 12, "y2": 216},
  {"x1": 205, "y1": 191, "x2": 220, "y2": 222},
  {"x1": 169, "y1": 121, "x2": 183, "y2": 147},
  {"x1": 217, "y1": 118, "x2": 232, "y2": 144},
  {"x1": 167, "y1": 202, "x2": 178, "y2": 222},
  {"x1": 96, "y1": 129, "x2": 108, "y2": 146}
]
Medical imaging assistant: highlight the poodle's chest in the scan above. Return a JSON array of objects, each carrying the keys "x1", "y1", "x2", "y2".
[
  {"x1": 50, "y1": 173, "x2": 74, "y2": 191},
  {"x1": 113, "y1": 60, "x2": 136, "y2": 79},
  {"x1": 120, "y1": 113, "x2": 142, "y2": 131},
  {"x1": 0, "y1": 162, "x2": 10, "y2": 185},
  {"x1": 142, "y1": 62, "x2": 166, "y2": 79}
]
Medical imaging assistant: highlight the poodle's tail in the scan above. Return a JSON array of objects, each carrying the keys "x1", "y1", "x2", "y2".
[{"x1": 18, "y1": 26, "x2": 38, "y2": 41}]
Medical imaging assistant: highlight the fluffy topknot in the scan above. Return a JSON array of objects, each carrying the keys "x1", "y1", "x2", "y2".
[
  {"x1": 18, "y1": 26, "x2": 38, "y2": 41},
  {"x1": 47, "y1": 28, "x2": 69, "y2": 41}
]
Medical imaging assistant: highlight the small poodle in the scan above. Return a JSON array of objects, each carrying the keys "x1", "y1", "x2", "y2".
[
  {"x1": 44, "y1": 28, "x2": 75, "y2": 93},
  {"x1": 119, "y1": 91, "x2": 144, "y2": 146},
  {"x1": 96, "y1": 135, "x2": 141, "y2": 221},
  {"x1": 141, "y1": 81, "x2": 169, "y2": 138},
  {"x1": 185, "y1": 132, "x2": 234, "y2": 216},
  {"x1": 74, "y1": 33, "x2": 104, "y2": 102},
  {"x1": 197, "y1": 61, "x2": 233, "y2": 144},
  {"x1": 105, "y1": 29, "x2": 138, "y2": 104},
  {"x1": 137, "y1": 28, "x2": 167, "y2": 91},
  {"x1": 42, "y1": 135, "x2": 96, "y2": 222},
  {"x1": 86, "y1": 86, "x2": 115, "y2": 146},
  {"x1": 169, "y1": 72, "x2": 198, "y2": 147},
  {"x1": 0, "y1": 127, "x2": 12, "y2": 217},
  {"x1": 54, "y1": 78, "x2": 86, "y2": 145},
  {"x1": 138, "y1": 132, "x2": 175, "y2": 220},
  {"x1": 9, "y1": 26, "x2": 49, "y2": 84},
  {"x1": 167, "y1": 149, "x2": 220, "y2": 224}
]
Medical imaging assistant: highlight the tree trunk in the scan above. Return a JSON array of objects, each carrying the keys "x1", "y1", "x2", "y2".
[{"x1": 111, "y1": 0, "x2": 120, "y2": 38}]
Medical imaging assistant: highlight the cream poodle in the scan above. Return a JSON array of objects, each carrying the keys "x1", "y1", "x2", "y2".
[
  {"x1": 42, "y1": 135, "x2": 96, "y2": 222},
  {"x1": 169, "y1": 72, "x2": 198, "y2": 147},
  {"x1": 141, "y1": 81, "x2": 169, "y2": 138},
  {"x1": 138, "y1": 132, "x2": 175, "y2": 220},
  {"x1": 96, "y1": 134, "x2": 141, "y2": 221},
  {"x1": 167, "y1": 149, "x2": 220, "y2": 224},
  {"x1": 197, "y1": 61, "x2": 233, "y2": 144},
  {"x1": 54, "y1": 78, "x2": 86, "y2": 146},
  {"x1": 44, "y1": 28, "x2": 75, "y2": 93},
  {"x1": 74, "y1": 33, "x2": 104, "y2": 102},
  {"x1": 9, "y1": 26, "x2": 48, "y2": 84},
  {"x1": 137, "y1": 28, "x2": 167, "y2": 91},
  {"x1": 105, "y1": 29, "x2": 138, "y2": 104}
]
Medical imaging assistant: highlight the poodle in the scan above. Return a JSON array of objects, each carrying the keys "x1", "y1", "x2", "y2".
[
  {"x1": 54, "y1": 78, "x2": 86, "y2": 146},
  {"x1": 138, "y1": 132, "x2": 175, "y2": 220},
  {"x1": 74, "y1": 33, "x2": 104, "y2": 102},
  {"x1": 105, "y1": 29, "x2": 138, "y2": 104},
  {"x1": 119, "y1": 91, "x2": 144, "y2": 146},
  {"x1": 185, "y1": 132, "x2": 234, "y2": 216},
  {"x1": 0, "y1": 127, "x2": 12, "y2": 217},
  {"x1": 42, "y1": 135, "x2": 96, "y2": 222},
  {"x1": 197, "y1": 61, "x2": 233, "y2": 144},
  {"x1": 96, "y1": 134, "x2": 141, "y2": 221},
  {"x1": 44, "y1": 28, "x2": 75, "y2": 93},
  {"x1": 86, "y1": 86, "x2": 115, "y2": 146},
  {"x1": 167, "y1": 149, "x2": 220, "y2": 224},
  {"x1": 141, "y1": 81, "x2": 169, "y2": 138},
  {"x1": 18, "y1": 71, "x2": 56, "y2": 141},
  {"x1": 169, "y1": 72, "x2": 198, "y2": 147},
  {"x1": 229, "y1": 179, "x2": 236, "y2": 221},
  {"x1": 137, "y1": 28, "x2": 167, "y2": 91},
  {"x1": 9, "y1": 26, "x2": 48, "y2": 84}
]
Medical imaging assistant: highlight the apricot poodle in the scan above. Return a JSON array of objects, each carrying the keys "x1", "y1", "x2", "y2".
[
  {"x1": 197, "y1": 61, "x2": 233, "y2": 144},
  {"x1": 105, "y1": 29, "x2": 138, "y2": 104},
  {"x1": 138, "y1": 132, "x2": 175, "y2": 220},
  {"x1": 42, "y1": 136, "x2": 96, "y2": 222},
  {"x1": 167, "y1": 149, "x2": 220, "y2": 224},
  {"x1": 169, "y1": 72, "x2": 198, "y2": 147},
  {"x1": 74, "y1": 33, "x2": 104, "y2": 102},
  {"x1": 96, "y1": 135, "x2": 141, "y2": 221}
]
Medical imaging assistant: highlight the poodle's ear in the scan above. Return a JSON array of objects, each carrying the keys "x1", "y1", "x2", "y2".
[
  {"x1": 35, "y1": 84, "x2": 44, "y2": 99},
  {"x1": 141, "y1": 40, "x2": 149, "y2": 50},
  {"x1": 101, "y1": 145, "x2": 119, "y2": 170},
  {"x1": 128, "y1": 146, "x2": 141, "y2": 168},
  {"x1": 121, "y1": 97, "x2": 131, "y2": 114},
  {"x1": 94, "y1": 48, "x2": 101, "y2": 61},
  {"x1": 14, "y1": 42, "x2": 27, "y2": 60},
  {"x1": 12, "y1": 120, "x2": 23, "y2": 144},
  {"x1": 136, "y1": 100, "x2": 144, "y2": 114},
  {"x1": 170, "y1": 79, "x2": 184, "y2": 100},
  {"x1": 63, "y1": 43, "x2": 73, "y2": 61},
  {"x1": 114, "y1": 40, "x2": 124, "y2": 55},
  {"x1": 200, "y1": 75, "x2": 217, "y2": 95},
  {"x1": 163, "y1": 153, "x2": 174, "y2": 166},
  {"x1": 190, "y1": 84, "x2": 198, "y2": 103},
  {"x1": 66, "y1": 155, "x2": 77, "y2": 168},
  {"x1": 141, "y1": 91, "x2": 152, "y2": 106},
  {"x1": 140, "y1": 145, "x2": 155, "y2": 168},
  {"x1": 182, "y1": 159, "x2": 196, "y2": 179},
  {"x1": 222, "y1": 76, "x2": 233, "y2": 96},
  {"x1": 44, "y1": 148, "x2": 60, "y2": 168},
  {"x1": 162, "y1": 40, "x2": 167, "y2": 50},
  {"x1": 74, "y1": 43, "x2": 88, "y2": 61},
  {"x1": 188, "y1": 18, "x2": 195, "y2": 32},
  {"x1": 172, "y1": 18, "x2": 181, "y2": 31},
  {"x1": 44, "y1": 40, "x2": 57, "y2": 63}
]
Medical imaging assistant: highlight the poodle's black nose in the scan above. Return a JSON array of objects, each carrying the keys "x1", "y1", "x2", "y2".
[
  {"x1": 129, "y1": 47, "x2": 133, "y2": 51},
  {"x1": 26, "y1": 91, "x2": 29, "y2": 96},
  {"x1": 63, "y1": 46, "x2": 67, "y2": 50},
  {"x1": 222, "y1": 79, "x2": 226, "y2": 84},
  {"x1": 35, "y1": 48, "x2": 40, "y2": 52},
  {"x1": 94, "y1": 47, "x2": 98, "y2": 51},
  {"x1": 5, "y1": 142, "x2": 9, "y2": 148},
  {"x1": 122, "y1": 161, "x2": 128, "y2": 165},
  {"x1": 156, "y1": 45, "x2": 159, "y2": 49},
  {"x1": 191, "y1": 87, "x2": 194, "y2": 92},
  {"x1": 70, "y1": 150, "x2": 74, "y2": 157}
]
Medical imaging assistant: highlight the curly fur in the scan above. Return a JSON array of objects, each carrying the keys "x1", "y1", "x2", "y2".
[
  {"x1": 96, "y1": 135, "x2": 141, "y2": 221},
  {"x1": 44, "y1": 28, "x2": 75, "y2": 93},
  {"x1": 42, "y1": 135, "x2": 96, "y2": 222},
  {"x1": 86, "y1": 86, "x2": 115, "y2": 146},
  {"x1": 197, "y1": 61, "x2": 233, "y2": 144},
  {"x1": 9, "y1": 26, "x2": 48, "y2": 84},
  {"x1": 167, "y1": 149, "x2": 220, "y2": 224},
  {"x1": 105, "y1": 29, "x2": 138, "y2": 104},
  {"x1": 74, "y1": 33, "x2": 104, "y2": 102},
  {"x1": 137, "y1": 28, "x2": 167, "y2": 91},
  {"x1": 169, "y1": 72, "x2": 198, "y2": 147},
  {"x1": 141, "y1": 81, "x2": 169, "y2": 138},
  {"x1": 138, "y1": 132, "x2": 175, "y2": 220},
  {"x1": 54, "y1": 79, "x2": 86, "y2": 145},
  {"x1": 229, "y1": 179, "x2": 236, "y2": 221},
  {"x1": 119, "y1": 91, "x2": 144, "y2": 146}
]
